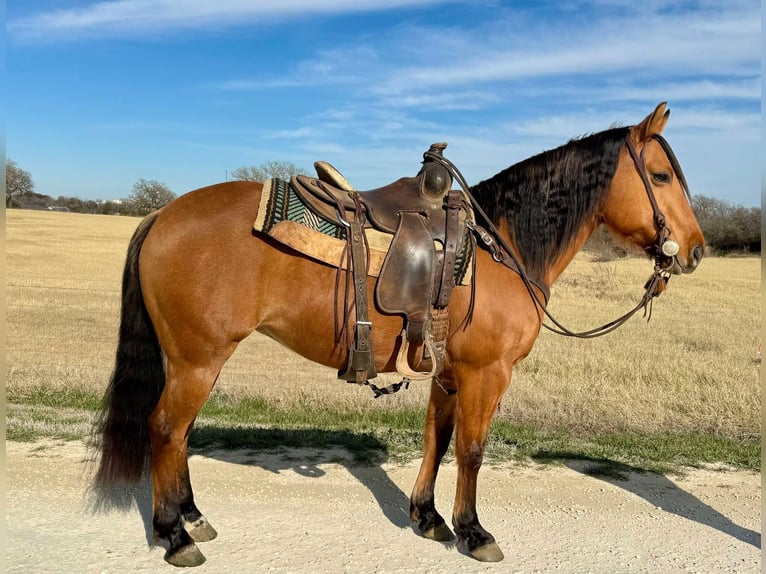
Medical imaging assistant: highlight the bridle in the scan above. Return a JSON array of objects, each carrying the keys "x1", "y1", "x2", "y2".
[
  {"x1": 624, "y1": 134, "x2": 692, "y2": 267},
  {"x1": 425, "y1": 132, "x2": 692, "y2": 339}
]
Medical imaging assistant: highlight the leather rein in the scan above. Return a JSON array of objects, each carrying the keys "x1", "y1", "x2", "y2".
[{"x1": 424, "y1": 133, "x2": 692, "y2": 339}]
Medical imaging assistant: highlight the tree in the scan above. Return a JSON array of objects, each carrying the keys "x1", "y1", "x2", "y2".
[
  {"x1": 126, "y1": 178, "x2": 176, "y2": 216},
  {"x1": 6, "y1": 159, "x2": 35, "y2": 207},
  {"x1": 691, "y1": 195, "x2": 760, "y2": 253},
  {"x1": 231, "y1": 161, "x2": 307, "y2": 183}
]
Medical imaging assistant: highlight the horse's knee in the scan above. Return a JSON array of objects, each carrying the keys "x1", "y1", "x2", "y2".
[{"x1": 461, "y1": 440, "x2": 484, "y2": 472}]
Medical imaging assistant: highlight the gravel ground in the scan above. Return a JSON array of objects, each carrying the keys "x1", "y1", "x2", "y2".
[{"x1": 6, "y1": 440, "x2": 761, "y2": 574}]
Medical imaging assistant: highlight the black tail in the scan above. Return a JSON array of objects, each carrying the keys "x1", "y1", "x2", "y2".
[{"x1": 93, "y1": 213, "x2": 164, "y2": 488}]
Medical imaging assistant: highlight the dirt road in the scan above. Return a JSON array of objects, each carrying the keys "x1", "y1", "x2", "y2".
[{"x1": 6, "y1": 440, "x2": 761, "y2": 574}]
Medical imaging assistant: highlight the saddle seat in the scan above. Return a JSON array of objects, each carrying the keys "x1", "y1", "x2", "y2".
[{"x1": 292, "y1": 142, "x2": 453, "y2": 236}]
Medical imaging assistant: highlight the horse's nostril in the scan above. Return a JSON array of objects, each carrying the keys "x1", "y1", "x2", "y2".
[{"x1": 692, "y1": 245, "x2": 704, "y2": 266}]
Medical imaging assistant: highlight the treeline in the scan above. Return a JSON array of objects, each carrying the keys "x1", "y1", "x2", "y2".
[
  {"x1": 11, "y1": 189, "x2": 170, "y2": 217},
  {"x1": 6, "y1": 158, "x2": 305, "y2": 216},
  {"x1": 691, "y1": 195, "x2": 760, "y2": 254},
  {"x1": 14, "y1": 191, "x2": 125, "y2": 214}
]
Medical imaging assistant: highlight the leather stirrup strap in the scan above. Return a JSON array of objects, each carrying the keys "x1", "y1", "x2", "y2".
[{"x1": 339, "y1": 217, "x2": 376, "y2": 384}]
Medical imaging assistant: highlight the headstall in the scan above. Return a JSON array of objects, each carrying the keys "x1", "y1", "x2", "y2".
[{"x1": 425, "y1": 133, "x2": 691, "y2": 339}]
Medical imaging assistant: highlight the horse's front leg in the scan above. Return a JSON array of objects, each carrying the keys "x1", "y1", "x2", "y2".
[
  {"x1": 452, "y1": 366, "x2": 511, "y2": 562},
  {"x1": 410, "y1": 375, "x2": 457, "y2": 541}
]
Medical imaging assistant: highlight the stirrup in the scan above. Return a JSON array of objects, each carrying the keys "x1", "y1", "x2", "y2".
[{"x1": 395, "y1": 330, "x2": 443, "y2": 381}]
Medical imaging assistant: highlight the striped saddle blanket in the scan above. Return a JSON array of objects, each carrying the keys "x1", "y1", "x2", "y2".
[{"x1": 253, "y1": 177, "x2": 473, "y2": 285}]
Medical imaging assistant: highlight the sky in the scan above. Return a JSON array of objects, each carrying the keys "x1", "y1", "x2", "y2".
[{"x1": 6, "y1": 0, "x2": 762, "y2": 206}]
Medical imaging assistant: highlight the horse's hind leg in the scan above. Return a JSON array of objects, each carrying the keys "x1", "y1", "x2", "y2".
[
  {"x1": 149, "y1": 357, "x2": 228, "y2": 567},
  {"x1": 410, "y1": 376, "x2": 457, "y2": 542}
]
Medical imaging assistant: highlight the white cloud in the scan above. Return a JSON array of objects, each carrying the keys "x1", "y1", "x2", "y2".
[
  {"x1": 207, "y1": 2, "x2": 759, "y2": 114},
  {"x1": 370, "y1": 9, "x2": 759, "y2": 96},
  {"x1": 9, "y1": 0, "x2": 458, "y2": 40}
]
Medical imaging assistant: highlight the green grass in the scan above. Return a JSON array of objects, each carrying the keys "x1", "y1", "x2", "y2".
[
  {"x1": 8, "y1": 385, "x2": 104, "y2": 410},
  {"x1": 7, "y1": 386, "x2": 760, "y2": 472}
]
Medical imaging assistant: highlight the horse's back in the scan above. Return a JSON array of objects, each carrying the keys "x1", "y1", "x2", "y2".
[{"x1": 150, "y1": 180, "x2": 265, "y2": 241}]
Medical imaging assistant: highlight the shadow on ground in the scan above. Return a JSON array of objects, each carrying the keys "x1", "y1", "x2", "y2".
[
  {"x1": 88, "y1": 426, "x2": 760, "y2": 552},
  {"x1": 532, "y1": 453, "x2": 761, "y2": 549},
  {"x1": 88, "y1": 425, "x2": 412, "y2": 546},
  {"x1": 190, "y1": 425, "x2": 413, "y2": 531}
]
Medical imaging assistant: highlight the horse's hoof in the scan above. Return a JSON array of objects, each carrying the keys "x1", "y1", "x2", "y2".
[
  {"x1": 471, "y1": 541, "x2": 505, "y2": 562},
  {"x1": 422, "y1": 523, "x2": 455, "y2": 542},
  {"x1": 164, "y1": 543, "x2": 206, "y2": 567},
  {"x1": 185, "y1": 517, "x2": 218, "y2": 542}
]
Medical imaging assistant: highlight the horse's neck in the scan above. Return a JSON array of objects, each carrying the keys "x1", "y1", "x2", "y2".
[
  {"x1": 493, "y1": 217, "x2": 598, "y2": 295},
  {"x1": 541, "y1": 217, "x2": 600, "y2": 287}
]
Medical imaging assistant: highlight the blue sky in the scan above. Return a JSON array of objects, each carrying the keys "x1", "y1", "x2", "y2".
[{"x1": 6, "y1": 0, "x2": 761, "y2": 206}]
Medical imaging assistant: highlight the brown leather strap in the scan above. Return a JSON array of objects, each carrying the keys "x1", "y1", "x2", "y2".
[
  {"x1": 339, "y1": 199, "x2": 376, "y2": 383},
  {"x1": 624, "y1": 136, "x2": 669, "y2": 249},
  {"x1": 435, "y1": 190, "x2": 463, "y2": 307}
]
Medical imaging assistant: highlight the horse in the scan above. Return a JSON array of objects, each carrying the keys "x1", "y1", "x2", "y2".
[{"x1": 93, "y1": 102, "x2": 704, "y2": 567}]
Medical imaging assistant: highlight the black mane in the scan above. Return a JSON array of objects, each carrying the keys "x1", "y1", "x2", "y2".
[{"x1": 471, "y1": 127, "x2": 629, "y2": 281}]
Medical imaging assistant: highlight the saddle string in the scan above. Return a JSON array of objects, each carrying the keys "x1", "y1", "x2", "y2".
[
  {"x1": 424, "y1": 135, "x2": 678, "y2": 339},
  {"x1": 450, "y1": 228, "x2": 479, "y2": 336},
  {"x1": 331, "y1": 200, "x2": 352, "y2": 345}
]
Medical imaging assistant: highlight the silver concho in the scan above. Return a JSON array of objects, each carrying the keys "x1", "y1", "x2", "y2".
[{"x1": 661, "y1": 239, "x2": 680, "y2": 257}]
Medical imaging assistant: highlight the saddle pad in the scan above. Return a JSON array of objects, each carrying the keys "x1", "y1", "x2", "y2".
[{"x1": 254, "y1": 178, "x2": 473, "y2": 284}]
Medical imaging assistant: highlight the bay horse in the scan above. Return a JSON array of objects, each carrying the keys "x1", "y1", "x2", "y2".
[{"x1": 93, "y1": 103, "x2": 704, "y2": 566}]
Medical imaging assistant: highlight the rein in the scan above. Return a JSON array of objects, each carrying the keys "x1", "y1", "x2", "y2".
[{"x1": 424, "y1": 133, "x2": 689, "y2": 339}]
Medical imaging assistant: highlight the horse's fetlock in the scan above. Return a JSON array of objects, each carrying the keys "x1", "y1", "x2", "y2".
[
  {"x1": 181, "y1": 503, "x2": 202, "y2": 524},
  {"x1": 409, "y1": 499, "x2": 421, "y2": 521},
  {"x1": 453, "y1": 513, "x2": 495, "y2": 553},
  {"x1": 410, "y1": 496, "x2": 447, "y2": 533},
  {"x1": 153, "y1": 505, "x2": 182, "y2": 541}
]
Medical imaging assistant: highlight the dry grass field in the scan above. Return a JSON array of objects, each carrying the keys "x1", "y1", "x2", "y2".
[{"x1": 6, "y1": 209, "x2": 761, "y2": 444}]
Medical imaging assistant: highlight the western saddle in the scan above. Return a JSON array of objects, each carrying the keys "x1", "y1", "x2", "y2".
[{"x1": 290, "y1": 143, "x2": 472, "y2": 389}]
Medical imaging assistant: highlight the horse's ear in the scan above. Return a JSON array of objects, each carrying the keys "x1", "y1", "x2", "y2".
[{"x1": 631, "y1": 102, "x2": 670, "y2": 142}]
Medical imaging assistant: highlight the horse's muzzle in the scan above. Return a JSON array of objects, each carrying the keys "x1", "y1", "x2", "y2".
[{"x1": 667, "y1": 244, "x2": 704, "y2": 275}]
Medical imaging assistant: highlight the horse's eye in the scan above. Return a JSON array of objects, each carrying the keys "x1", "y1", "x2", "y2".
[{"x1": 652, "y1": 172, "x2": 671, "y2": 184}]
